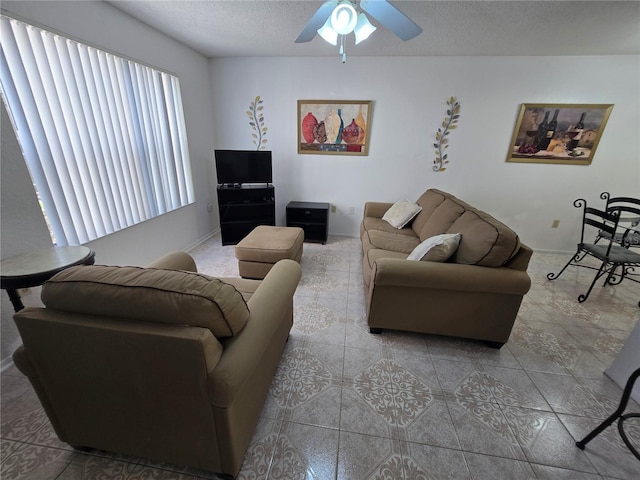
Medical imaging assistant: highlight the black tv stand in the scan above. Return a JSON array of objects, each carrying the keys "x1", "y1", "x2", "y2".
[{"x1": 217, "y1": 184, "x2": 275, "y2": 245}]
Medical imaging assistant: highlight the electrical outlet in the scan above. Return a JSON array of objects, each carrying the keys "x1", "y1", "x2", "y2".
[
  {"x1": 331, "y1": 204, "x2": 336, "y2": 213},
  {"x1": 348, "y1": 206, "x2": 355, "y2": 216},
  {"x1": 552, "y1": 219, "x2": 560, "y2": 228}
]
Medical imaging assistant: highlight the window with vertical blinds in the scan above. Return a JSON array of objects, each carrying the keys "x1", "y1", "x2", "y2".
[{"x1": 0, "y1": 14, "x2": 195, "y2": 246}]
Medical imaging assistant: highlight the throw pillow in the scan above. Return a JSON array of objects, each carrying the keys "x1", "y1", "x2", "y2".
[
  {"x1": 382, "y1": 200, "x2": 423, "y2": 229},
  {"x1": 407, "y1": 233, "x2": 461, "y2": 262}
]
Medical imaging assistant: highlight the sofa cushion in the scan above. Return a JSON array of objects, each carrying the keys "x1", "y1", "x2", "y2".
[
  {"x1": 362, "y1": 217, "x2": 419, "y2": 237},
  {"x1": 366, "y1": 229, "x2": 421, "y2": 254},
  {"x1": 382, "y1": 200, "x2": 422, "y2": 229},
  {"x1": 42, "y1": 265, "x2": 250, "y2": 338},
  {"x1": 447, "y1": 210, "x2": 521, "y2": 267},
  {"x1": 411, "y1": 189, "x2": 448, "y2": 236},
  {"x1": 419, "y1": 198, "x2": 466, "y2": 240},
  {"x1": 407, "y1": 233, "x2": 461, "y2": 262},
  {"x1": 219, "y1": 277, "x2": 261, "y2": 302}
]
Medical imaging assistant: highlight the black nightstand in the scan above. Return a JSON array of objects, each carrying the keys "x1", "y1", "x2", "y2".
[{"x1": 286, "y1": 201, "x2": 330, "y2": 244}]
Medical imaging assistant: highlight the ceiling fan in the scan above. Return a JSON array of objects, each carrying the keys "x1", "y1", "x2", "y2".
[{"x1": 295, "y1": 0, "x2": 423, "y2": 47}]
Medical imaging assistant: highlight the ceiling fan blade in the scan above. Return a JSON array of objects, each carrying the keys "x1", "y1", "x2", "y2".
[
  {"x1": 295, "y1": 0, "x2": 339, "y2": 43},
  {"x1": 360, "y1": 0, "x2": 423, "y2": 41}
]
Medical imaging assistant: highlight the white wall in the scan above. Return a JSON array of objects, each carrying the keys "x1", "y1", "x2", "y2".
[
  {"x1": 210, "y1": 55, "x2": 640, "y2": 251},
  {"x1": 0, "y1": 1, "x2": 218, "y2": 367}
]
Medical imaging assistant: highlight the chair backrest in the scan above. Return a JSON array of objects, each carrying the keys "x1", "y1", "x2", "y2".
[
  {"x1": 601, "y1": 192, "x2": 640, "y2": 225},
  {"x1": 12, "y1": 308, "x2": 224, "y2": 468},
  {"x1": 599, "y1": 192, "x2": 640, "y2": 247},
  {"x1": 575, "y1": 198, "x2": 620, "y2": 255}
]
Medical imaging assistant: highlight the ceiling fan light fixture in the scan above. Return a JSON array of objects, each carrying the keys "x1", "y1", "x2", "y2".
[
  {"x1": 354, "y1": 12, "x2": 376, "y2": 45},
  {"x1": 330, "y1": 1, "x2": 358, "y2": 35},
  {"x1": 317, "y1": 17, "x2": 338, "y2": 45}
]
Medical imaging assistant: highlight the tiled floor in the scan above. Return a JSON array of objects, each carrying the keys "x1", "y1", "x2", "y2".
[{"x1": 1, "y1": 233, "x2": 639, "y2": 479}]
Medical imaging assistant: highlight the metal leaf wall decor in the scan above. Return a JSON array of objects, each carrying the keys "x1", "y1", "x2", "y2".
[
  {"x1": 247, "y1": 95, "x2": 268, "y2": 150},
  {"x1": 433, "y1": 96, "x2": 461, "y2": 172}
]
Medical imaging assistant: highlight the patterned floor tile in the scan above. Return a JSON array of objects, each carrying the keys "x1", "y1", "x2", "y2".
[
  {"x1": 300, "y1": 249, "x2": 350, "y2": 272},
  {"x1": 27, "y1": 420, "x2": 73, "y2": 451},
  {"x1": 353, "y1": 358, "x2": 434, "y2": 429},
  {"x1": 0, "y1": 375, "x2": 31, "y2": 409},
  {"x1": 270, "y1": 345, "x2": 338, "y2": 410},
  {"x1": 236, "y1": 418, "x2": 281, "y2": 480},
  {"x1": 464, "y1": 451, "x2": 534, "y2": 479},
  {"x1": 296, "y1": 269, "x2": 350, "y2": 299},
  {"x1": 528, "y1": 371, "x2": 636, "y2": 419},
  {"x1": 501, "y1": 406, "x2": 598, "y2": 474},
  {"x1": 509, "y1": 321, "x2": 585, "y2": 370},
  {"x1": 337, "y1": 431, "x2": 402, "y2": 480},
  {"x1": 0, "y1": 390, "x2": 48, "y2": 443},
  {"x1": 0, "y1": 439, "x2": 22, "y2": 464},
  {"x1": 476, "y1": 365, "x2": 551, "y2": 410},
  {"x1": 424, "y1": 335, "x2": 521, "y2": 368},
  {"x1": 1, "y1": 443, "x2": 77, "y2": 480},
  {"x1": 447, "y1": 397, "x2": 526, "y2": 460},
  {"x1": 402, "y1": 442, "x2": 471, "y2": 479},
  {"x1": 340, "y1": 385, "x2": 400, "y2": 439},
  {"x1": 127, "y1": 465, "x2": 211, "y2": 480},
  {"x1": 269, "y1": 422, "x2": 338, "y2": 480},
  {"x1": 530, "y1": 463, "x2": 603, "y2": 479},
  {"x1": 56, "y1": 451, "x2": 138, "y2": 480},
  {"x1": 291, "y1": 296, "x2": 347, "y2": 346},
  {"x1": 431, "y1": 358, "x2": 546, "y2": 411},
  {"x1": 399, "y1": 395, "x2": 460, "y2": 449},
  {"x1": 391, "y1": 352, "x2": 442, "y2": 397},
  {"x1": 558, "y1": 413, "x2": 640, "y2": 479}
]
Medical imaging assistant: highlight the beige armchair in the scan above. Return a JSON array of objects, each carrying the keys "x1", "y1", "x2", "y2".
[{"x1": 12, "y1": 252, "x2": 301, "y2": 478}]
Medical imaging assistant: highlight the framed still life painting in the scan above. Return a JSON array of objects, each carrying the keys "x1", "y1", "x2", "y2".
[
  {"x1": 297, "y1": 100, "x2": 372, "y2": 155},
  {"x1": 506, "y1": 103, "x2": 613, "y2": 165}
]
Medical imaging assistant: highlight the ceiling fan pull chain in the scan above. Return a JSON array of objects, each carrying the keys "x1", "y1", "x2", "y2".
[{"x1": 340, "y1": 35, "x2": 347, "y2": 63}]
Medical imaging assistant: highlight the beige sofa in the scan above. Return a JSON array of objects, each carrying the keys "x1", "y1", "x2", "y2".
[
  {"x1": 361, "y1": 188, "x2": 532, "y2": 348},
  {"x1": 12, "y1": 251, "x2": 301, "y2": 478}
]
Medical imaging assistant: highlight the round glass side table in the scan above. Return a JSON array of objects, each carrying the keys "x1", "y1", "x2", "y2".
[{"x1": 1, "y1": 246, "x2": 95, "y2": 311}]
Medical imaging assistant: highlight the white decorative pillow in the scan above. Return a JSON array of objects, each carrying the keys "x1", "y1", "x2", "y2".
[
  {"x1": 407, "y1": 233, "x2": 461, "y2": 262},
  {"x1": 382, "y1": 200, "x2": 423, "y2": 229}
]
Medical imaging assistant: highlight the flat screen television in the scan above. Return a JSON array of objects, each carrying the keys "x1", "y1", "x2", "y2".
[{"x1": 214, "y1": 150, "x2": 272, "y2": 185}]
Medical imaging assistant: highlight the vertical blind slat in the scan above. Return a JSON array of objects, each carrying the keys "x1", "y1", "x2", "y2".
[{"x1": 18, "y1": 22, "x2": 83, "y2": 244}]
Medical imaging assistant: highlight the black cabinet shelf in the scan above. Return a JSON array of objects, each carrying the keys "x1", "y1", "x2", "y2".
[
  {"x1": 286, "y1": 201, "x2": 330, "y2": 244},
  {"x1": 217, "y1": 184, "x2": 275, "y2": 245}
]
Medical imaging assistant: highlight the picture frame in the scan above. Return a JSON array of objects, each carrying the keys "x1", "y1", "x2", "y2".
[
  {"x1": 506, "y1": 103, "x2": 613, "y2": 165},
  {"x1": 297, "y1": 100, "x2": 372, "y2": 155}
]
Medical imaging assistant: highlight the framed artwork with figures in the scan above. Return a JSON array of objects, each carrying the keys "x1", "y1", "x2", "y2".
[
  {"x1": 297, "y1": 100, "x2": 372, "y2": 156},
  {"x1": 506, "y1": 103, "x2": 613, "y2": 165}
]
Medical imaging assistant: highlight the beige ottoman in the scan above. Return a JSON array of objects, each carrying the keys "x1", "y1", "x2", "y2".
[{"x1": 235, "y1": 225, "x2": 304, "y2": 279}]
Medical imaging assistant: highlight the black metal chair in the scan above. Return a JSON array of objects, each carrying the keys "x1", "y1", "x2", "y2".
[
  {"x1": 576, "y1": 367, "x2": 640, "y2": 461},
  {"x1": 596, "y1": 192, "x2": 640, "y2": 248},
  {"x1": 547, "y1": 199, "x2": 640, "y2": 303}
]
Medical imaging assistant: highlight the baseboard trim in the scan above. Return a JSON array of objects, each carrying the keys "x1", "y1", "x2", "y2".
[{"x1": 183, "y1": 229, "x2": 220, "y2": 252}]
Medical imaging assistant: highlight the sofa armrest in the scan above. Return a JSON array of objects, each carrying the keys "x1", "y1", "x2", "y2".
[
  {"x1": 372, "y1": 258, "x2": 531, "y2": 295},
  {"x1": 147, "y1": 251, "x2": 197, "y2": 272},
  {"x1": 364, "y1": 202, "x2": 394, "y2": 219},
  {"x1": 12, "y1": 344, "x2": 37, "y2": 378},
  {"x1": 207, "y1": 259, "x2": 302, "y2": 406}
]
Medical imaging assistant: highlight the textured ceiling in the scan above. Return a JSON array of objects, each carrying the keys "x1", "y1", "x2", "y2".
[{"x1": 106, "y1": 0, "x2": 640, "y2": 59}]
